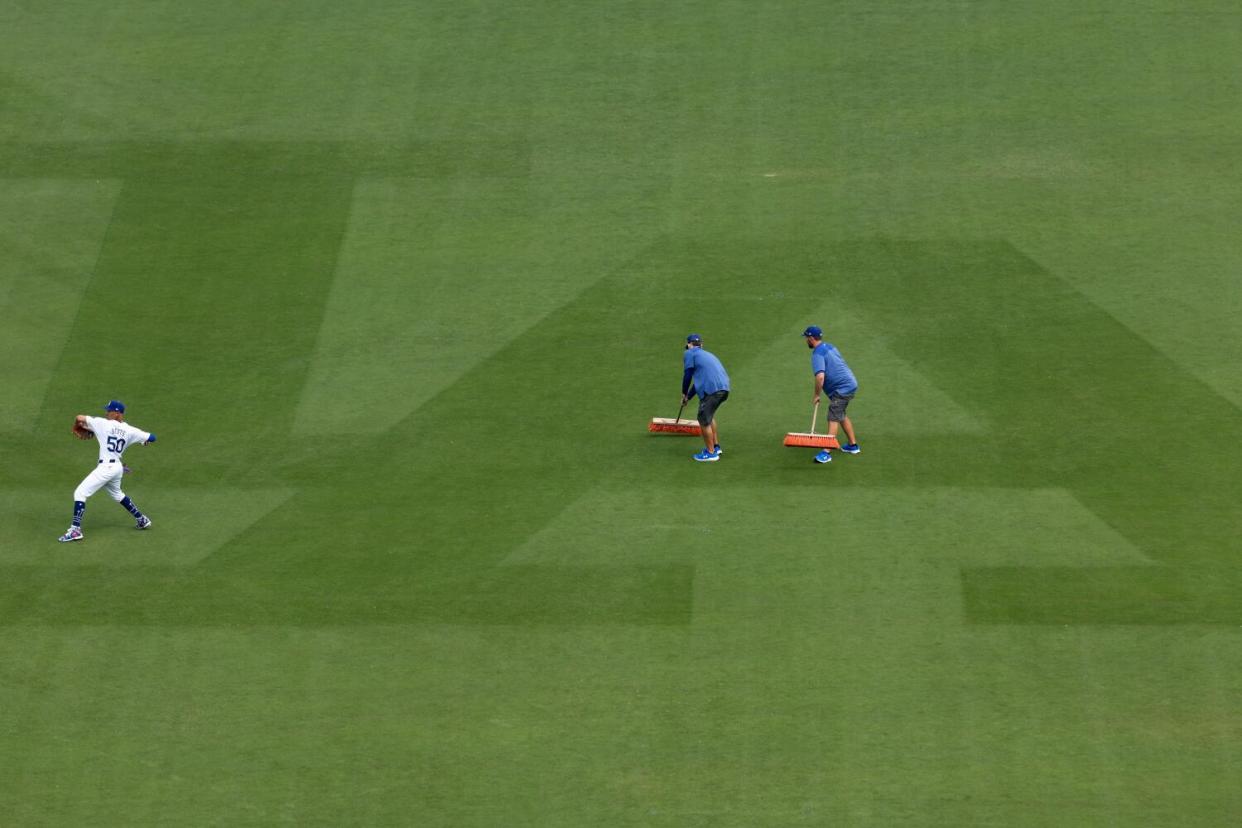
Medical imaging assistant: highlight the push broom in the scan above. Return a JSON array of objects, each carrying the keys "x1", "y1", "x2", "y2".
[
  {"x1": 783, "y1": 400, "x2": 839, "y2": 449},
  {"x1": 649, "y1": 397, "x2": 702, "y2": 435}
]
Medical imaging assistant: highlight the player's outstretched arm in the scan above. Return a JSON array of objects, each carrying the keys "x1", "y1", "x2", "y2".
[{"x1": 72, "y1": 415, "x2": 94, "y2": 440}]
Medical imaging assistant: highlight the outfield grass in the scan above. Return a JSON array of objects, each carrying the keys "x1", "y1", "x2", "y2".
[{"x1": 2, "y1": 2, "x2": 1241, "y2": 825}]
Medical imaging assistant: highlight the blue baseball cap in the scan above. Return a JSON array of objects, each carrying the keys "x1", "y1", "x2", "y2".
[
  {"x1": 686, "y1": 333, "x2": 702, "y2": 343},
  {"x1": 801, "y1": 325, "x2": 823, "y2": 338},
  {"x1": 104, "y1": 400, "x2": 125, "y2": 413}
]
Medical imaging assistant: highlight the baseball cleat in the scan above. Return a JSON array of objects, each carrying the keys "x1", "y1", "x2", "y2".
[
  {"x1": 136, "y1": 516, "x2": 152, "y2": 530},
  {"x1": 58, "y1": 527, "x2": 84, "y2": 543},
  {"x1": 840, "y1": 443, "x2": 861, "y2": 454},
  {"x1": 814, "y1": 450, "x2": 833, "y2": 464},
  {"x1": 694, "y1": 449, "x2": 720, "y2": 462}
]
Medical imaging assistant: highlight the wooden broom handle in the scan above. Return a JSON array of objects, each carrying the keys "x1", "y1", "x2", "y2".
[{"x1": 810, "y1": 399, "x2": 820, "y2": 435}]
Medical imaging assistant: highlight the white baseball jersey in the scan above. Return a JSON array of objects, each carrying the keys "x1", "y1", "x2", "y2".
[{"x1": 84, "y1": 416, "x2": 151, "y2": 463}]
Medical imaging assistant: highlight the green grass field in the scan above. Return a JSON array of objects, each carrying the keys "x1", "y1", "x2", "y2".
[{"x1": 3, "y1": 2, "x2": 1241, "y2": 824}]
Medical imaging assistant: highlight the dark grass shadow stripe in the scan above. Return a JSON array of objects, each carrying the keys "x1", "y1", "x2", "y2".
[
  {"x1": 34, "y1": 174, "x2": 356, "y2": 440},
  {"x1": 0, "y1": 140, "x2": 531, "y2": 179},
  {"x1": 963, "y1": 566, "x2": 1242, "y2": 625},
  {"x1": 831, "y1": 238, "x2": 1242, "y2": 565},
  {"x1": 822, "y1": 238, "x2": 1242, "y2": 625},
  {"x1": 0, "y1": 564, "x2": 693, "y2": 627}
]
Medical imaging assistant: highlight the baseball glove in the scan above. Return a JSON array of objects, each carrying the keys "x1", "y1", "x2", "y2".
[{"x1": 72, "y1": 423, "x2": 94, "y2": 440}]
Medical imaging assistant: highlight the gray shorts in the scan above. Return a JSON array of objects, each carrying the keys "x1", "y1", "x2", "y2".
[
  {"x1": 827, "y1": 392, "x2": 853, "y2": 422},
  {"x1": 698, "y1": 390, "x2": 729, "y2": 426}
]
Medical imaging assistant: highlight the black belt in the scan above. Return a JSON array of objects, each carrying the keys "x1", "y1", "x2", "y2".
[{"x1": 98, "y1": 459, "x2": 116, "y2": 464}]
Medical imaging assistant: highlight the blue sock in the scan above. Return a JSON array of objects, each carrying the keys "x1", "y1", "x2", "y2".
[
  {"x1": 72, "y1": 501, "x2": 85, "y2": 527},
  {"x1": 120, "y1": 496, "x2": 143, "y2": 518}
]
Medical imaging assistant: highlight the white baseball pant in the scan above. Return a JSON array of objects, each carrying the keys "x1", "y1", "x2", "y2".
[{"x1": 74, "y1": 461, "x2": 126, "y2": 503}]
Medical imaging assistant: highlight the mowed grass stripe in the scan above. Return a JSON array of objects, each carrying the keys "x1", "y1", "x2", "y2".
[
  {"x1": 293, "y1": 176, "x2": 542, "y2": 436},
  {"x1": 964, "y1": 566, "x2": 1242, "y2": 625},
  {"x1": 0, "y1": 140, "x2": 531, "y2": 179},
  {"x1": 829, "y1": 240, "x2": 1242, "y2": 555},
  {"x1": 822, "y1": 239, "x2": 1242, "y2": 624},
  {"x1": 34, "y1": 170, "x2": 355, "y2": 472},
  {"x1": 0, "y1": 178, "x2": 120, "y2": 431}
]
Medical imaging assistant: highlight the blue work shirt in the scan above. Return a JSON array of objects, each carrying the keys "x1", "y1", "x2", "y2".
[
  {"x1": 683, "y1": 347, "x2": 730, "y2": 398},
  {"x1": 812, "y1": 342, "x2": 858, "y2": 396}
]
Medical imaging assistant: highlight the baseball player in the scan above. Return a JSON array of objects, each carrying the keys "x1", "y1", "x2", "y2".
[{"x1": 58, "y1": 400, "x2": 157, "y2": 543}]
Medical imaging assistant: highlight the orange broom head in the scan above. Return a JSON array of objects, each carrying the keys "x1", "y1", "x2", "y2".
[
  {"x1": 783, "y1": 432, "x2": 839, "y2": 448},
  {"x1": 649, "y1": 417, "x2": 702, "y2": 435}
]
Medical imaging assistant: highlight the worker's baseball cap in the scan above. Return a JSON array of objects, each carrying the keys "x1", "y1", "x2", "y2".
[
  {"x1": 686, "y1": 333, "x2": 702, "y2": 343},
  {"x1": 104, "y1": 400, "x2": 125, "y2": 413},
  {"x1": 802, "y1": 325, "x2": 823, "y2": 338}
]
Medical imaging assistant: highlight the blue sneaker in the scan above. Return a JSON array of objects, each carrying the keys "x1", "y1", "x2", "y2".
[
  {"x1": 714, "y1": 444, "x2": 723, "y2": 455},
  {"x1": 694, "y1": 449, "x2": 720, "y2": 462},
  {"x1": 840, "y1": 443, "x2": 861, "y2": 454},
  {"x1": 814, "y1": 449, "x2": 832, "y2": 464}
]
